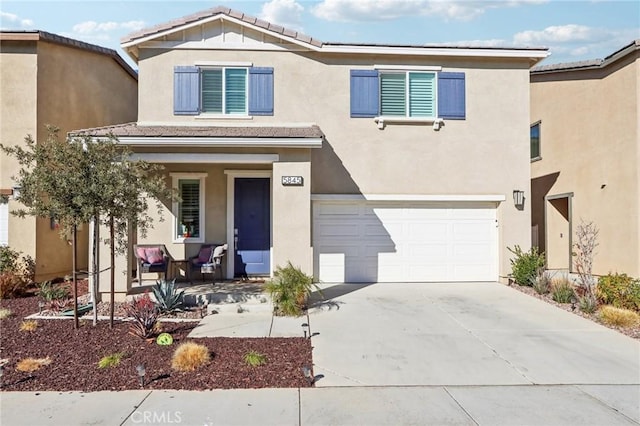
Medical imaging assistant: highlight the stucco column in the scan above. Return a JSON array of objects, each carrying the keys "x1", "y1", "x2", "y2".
[{"x1": 271, "y1": 161, "x2": 312, "y2": 275}]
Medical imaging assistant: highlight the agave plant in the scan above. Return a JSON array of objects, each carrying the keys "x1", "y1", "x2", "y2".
[{"x1": 152, "y1": 279, "x2": 185, "y2": 314}]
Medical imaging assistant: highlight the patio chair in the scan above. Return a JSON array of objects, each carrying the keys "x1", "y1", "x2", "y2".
[
  {"x1": 133, "y1": 244, "x2": 172, "y2": 285},
  {"x1": 188, "y1": 243, "x2": 228, "y2": 283}
]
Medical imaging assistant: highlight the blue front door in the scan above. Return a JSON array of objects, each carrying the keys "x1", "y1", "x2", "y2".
[{"x1": 234, "y1": 178, "x2": 270, "y2": 276}]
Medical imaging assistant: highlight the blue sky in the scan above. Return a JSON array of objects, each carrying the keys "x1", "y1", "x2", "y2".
[{"x1": 1, "y1": 0, "x2": 638, "y2": 68}]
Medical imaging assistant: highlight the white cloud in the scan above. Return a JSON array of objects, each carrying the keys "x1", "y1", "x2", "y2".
[
  {"x1": 0, "y1": 11, "x2": 35, "y2": 28},
  {"x1": 260, "y1": 0, "x2": 305, "y2": 31},
  {"x1": 72, "y1": 20, "x2": 145, "y2": 35},
  {"x1": 512, "y1": 25, "x2": 639, "y2": 63},
  {"x1": 513, "y1": 24, "x2": 601, "y2": 44},
  {"x1": 312, "y1": 0, "x2": 547, "y2": 23}
]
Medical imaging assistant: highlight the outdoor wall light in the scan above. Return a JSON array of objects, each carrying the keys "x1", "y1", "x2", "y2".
[
  {"x1": 136, "y1": 364, "x2": 146, "y2": 388},
  {"x1": 301, "y1": 366, "x2": 314, "y2": 385},
  {"x1": 11, "y1": 185, "x2": 21, "y2": 199},
  {"x1": 513, "y1": 190, "x2": 525, "y2": 209}
]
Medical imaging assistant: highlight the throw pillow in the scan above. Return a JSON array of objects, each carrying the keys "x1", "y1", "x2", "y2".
[
  {"x1": 135, "y1": 247, "x2": 147, "y2": 262},
  {"x1": 197, "y1": 246, "x2": 213, "y2": 263},
  {"x1": 145, "y1": 248, "x2": 164, "y2": 264}
]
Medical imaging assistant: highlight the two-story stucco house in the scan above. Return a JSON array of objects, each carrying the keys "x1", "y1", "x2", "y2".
[
  {"x1": 0, "y1": 31, "x2": 138, "y2": 281},
  {"x1": 81, "y1": 6, "x2": 548, "y2": 300},
  {"x1": 530, "y1": 40, "x2": 639, "y2": 277}
]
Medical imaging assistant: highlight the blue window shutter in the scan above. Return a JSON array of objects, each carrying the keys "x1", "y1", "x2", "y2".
[
  {"x1": 174, "y1": 66, "x2": 200, "y2": 115},
  {"x1": 248, "y1": 67, "x2": 274, "y2": 116},
  {"x1": 438, "y1": 72, "x2": 465, "y2": 120},
  {"x1": 350, "y1": 69, "x2": 379, "y2": 117}
]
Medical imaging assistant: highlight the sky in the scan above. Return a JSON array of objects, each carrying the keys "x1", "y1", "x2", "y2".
[{"x1": 1, "y1": 0, "x2": 639, "y2": 69}]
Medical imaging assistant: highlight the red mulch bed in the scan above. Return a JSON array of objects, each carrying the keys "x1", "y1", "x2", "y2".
[{"x1": 0, "y1": 295, "x2": 313, "y2": 391}]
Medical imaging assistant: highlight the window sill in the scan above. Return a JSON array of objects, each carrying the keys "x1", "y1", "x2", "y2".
[
  {"x1": 195, "y1": 114, "x2": 253, "y2": 121},
  {"x1": 374, "y1": 116, "x2": 443, "y2": 130},
  {"x1": 530, "y1": 156, "x2": 542, "y2": 163},
  {"x1": 173, "y1": 237, "x2": 205, "y2": 244}
]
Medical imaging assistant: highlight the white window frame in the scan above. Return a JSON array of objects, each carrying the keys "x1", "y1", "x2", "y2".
[
  {"x1": 171, "y1": 173, "x2": 207, "y2": 244},
  {"x1": 378, "y1": 70, "x2": 438, "y2": 119},
  {"x1": 200, "y1": 67, "x2": 248, "y2": 116}
]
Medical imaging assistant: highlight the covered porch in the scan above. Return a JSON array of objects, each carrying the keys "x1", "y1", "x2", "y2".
[{"x1": 83, "y1": 123, "x2": 323, "y2": 301}]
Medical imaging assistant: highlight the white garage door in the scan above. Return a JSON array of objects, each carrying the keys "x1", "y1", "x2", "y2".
[{"x1": 313, "y1": 201, "x2": 498, "y2": 282}]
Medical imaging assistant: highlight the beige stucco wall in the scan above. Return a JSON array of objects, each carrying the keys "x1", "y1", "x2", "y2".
[
  {"x1": 134, "y1": 47, "x2": 533, "y2": 279},
  {"x1": 0, "y1": 41, "x2": 38, "y2": 269},
  {"x1": 531, "y1": 52, "x2": 639, "y2": 276},
  {"x1": 0, "y1": 37, "x2": 138, "y2": 282}
]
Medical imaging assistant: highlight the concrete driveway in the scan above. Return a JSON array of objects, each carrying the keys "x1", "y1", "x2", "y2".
[{"x1": 309, "y1": 282, "x2": 639, "y2": 387}]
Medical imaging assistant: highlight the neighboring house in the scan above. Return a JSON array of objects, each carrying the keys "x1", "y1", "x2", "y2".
[
  {"x1": 0, "y1": 31, "x2": 138, "y2": 281},
  {"x1": 80, "y1": 6, "x2": 547, "y2": 300},
  {"x1": 530, "y1": 40, "x2": 640, "y2": 277}
]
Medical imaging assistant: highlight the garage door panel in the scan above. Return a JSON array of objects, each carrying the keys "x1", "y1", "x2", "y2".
[{"x1": 314, "y1": 201, "x2": 498, "y2": 283}]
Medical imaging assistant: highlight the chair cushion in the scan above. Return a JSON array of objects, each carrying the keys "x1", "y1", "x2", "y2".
[
  {"x1": 135, "y1": 247, "x2": 148, "y2": 262},
  {"x1": 145, "y1": 248, "x2": 164, "y2": 264},
  {"x1": 197, "y1": 246, "x2": 213, "y2": 263}
]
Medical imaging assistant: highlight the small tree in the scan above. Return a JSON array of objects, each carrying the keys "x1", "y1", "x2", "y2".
[
  {"x1": 573, "y1": 220, "x2": 599, "y2": 313},
  {"x1": 1, "y1": 127, "x2": 174, "y2": 328}
]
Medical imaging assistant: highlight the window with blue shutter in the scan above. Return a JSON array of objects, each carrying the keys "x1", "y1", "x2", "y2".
[
  {"x1": 174, "y1": 66, "x2": 272, "y2": 116},
  {"x1": 350, "y1": 70, "x2": 379, "y2": 117},
  {"x1": 438, "y1": 72, "x2": 465, "y2": 120},
  {"x1": 350, "y1": 69, "x2": 466, "y2": 121},
  {"x1": 174, "y1": 66, "x2": 200, "y2": 115},
  {"x1": 249, "y1": 67, "x2": 274, "y2": 116}
]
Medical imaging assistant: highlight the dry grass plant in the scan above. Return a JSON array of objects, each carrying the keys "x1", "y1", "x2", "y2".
[
  {"x1": 19, "y1": 320, "x2": 38, "y2": 332},
  {"x1": 171, "y1": 342, "x2": 211, "y2": 372},
  {"x1": 599, "y1": 306, "x2": 640, "y2": 328},
  {"x1": 16, "y1": 357, "x2": 51, "y2": 374}
]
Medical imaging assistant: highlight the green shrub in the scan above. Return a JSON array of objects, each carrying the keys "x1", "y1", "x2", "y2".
[
  {"x1": 98, "y1": 352, "x2": 124, "y2": 369},
  {"x1": 551, "y1": 278, "x2": 575, "y2": 303},
  {"x1": 532, "y1": 271, "x2": 552, "y2": 295},
  {"x1": 0, "y1": 246, "x2": 20, "y2": 273},
  {"x1": 243, "y1": 350, "x2": 267, "y2": 367},
  {"x1": 152, "y1": 279, "x2": 184, "y2": 314},
  {"x1": 265, "y1": 261, "x2": 320, "y2": 317},
  {"x1": 578, "y1": 294, "x2": 598, "y2": 314},
  {"x1": 508, "y1": 246, "x2": 545, "y2": 286},
  {"x1": 37, "y1": 280, "x2": 70, "y2": 301},
  {"x1": 597, "y1": 273, "x2": 640, "y2": 312}
]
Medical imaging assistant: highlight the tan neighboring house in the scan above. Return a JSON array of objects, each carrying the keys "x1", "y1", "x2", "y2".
[
  {"x1": 79, "y1": 6, "x2": 548, "y2": 300},
  {"x1": 0, "y1": 31, "x2": 138, "y2": 281},
  {"x1": 530, "y1": 40, "x2": 640, "y2": 277}
]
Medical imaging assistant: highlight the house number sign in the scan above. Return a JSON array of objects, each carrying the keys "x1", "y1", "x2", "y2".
[{"x1": 282, "y1": 176, "x2": 304, "y2": 186}]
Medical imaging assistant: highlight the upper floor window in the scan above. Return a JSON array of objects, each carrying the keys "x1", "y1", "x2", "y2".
[
  {"x1": 350, "y1": 69, "x2": 465, "y2": 121},
  {"x1": 174, "y1": 66, "x2": 273, "y2": 117},
  {"x1": 530, "y1": 121, "x2": 541, "y2": 160},
  {"x1": 380, "y1": 72, "x2": 436, "y2": 118},
  {"x1": 201, "y1": 68, "x2": 247, "y2": 115}
]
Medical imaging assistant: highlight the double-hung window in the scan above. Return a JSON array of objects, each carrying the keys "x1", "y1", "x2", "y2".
[
  {"x1": 171, "y1": 173, "x2": 206, "y2": 243},
  {"x1": 174, "y1": 66, "x2": 274, "y2": 116},
  {"x1": 380, "y1": 72, "x2": 436, "y2": 118},
  {"x1": 201, "y1": 68, "x2": 248, "y2": 115}
]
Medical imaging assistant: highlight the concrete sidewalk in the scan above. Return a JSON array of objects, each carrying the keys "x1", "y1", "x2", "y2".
[{"x1": 1, "y1": 384, "x2": 638, "y2": 425}]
